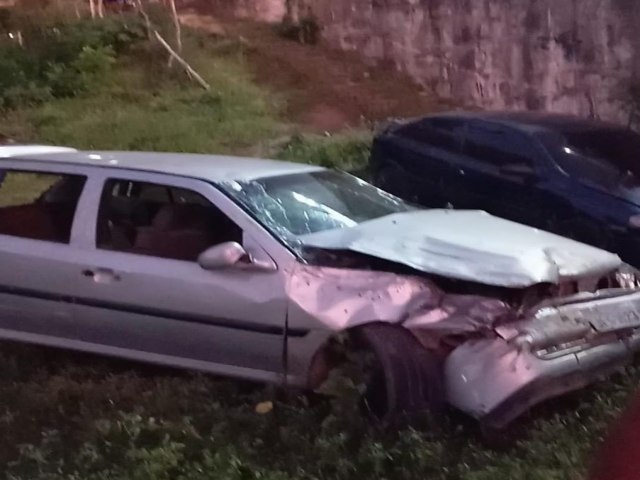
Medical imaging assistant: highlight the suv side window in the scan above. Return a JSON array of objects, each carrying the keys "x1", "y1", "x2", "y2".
[
  {"x1": 0, "y1": 169, "x2": 86, "y2": 243},
  {"x1": 96, "y1": 179, "x2": 242, "y2": 261},
  {"x1": 397, "y1": 118, "x2": 466, "y2": 152},
  {"x1": 463, "y1": 123, "x2": 536, "y2": 168}
]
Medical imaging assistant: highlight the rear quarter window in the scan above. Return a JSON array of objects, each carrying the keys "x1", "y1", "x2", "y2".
[
  {"x1": 0, "y1": 170, "x2": 86, "y2": 243},
  {"x1": 539, "y1": 128, "x2": 640, "y2": 189}
]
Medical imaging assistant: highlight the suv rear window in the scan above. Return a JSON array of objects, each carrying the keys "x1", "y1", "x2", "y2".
[
  {"x1": 544, "y1": 128, "x2": 640, "y2": 188},
  {"x1": 564, "y1": 129, "x2": 640, "y2": 171}
]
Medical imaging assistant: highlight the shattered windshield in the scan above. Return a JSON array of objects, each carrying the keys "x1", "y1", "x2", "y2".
[{"x1": 218, "y1": 170, "x2": 413, "y2": 244}]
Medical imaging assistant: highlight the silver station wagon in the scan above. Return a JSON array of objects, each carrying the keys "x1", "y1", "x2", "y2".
[{"x1": 2, "y1": 145, "x2": 640, "y2": 428}]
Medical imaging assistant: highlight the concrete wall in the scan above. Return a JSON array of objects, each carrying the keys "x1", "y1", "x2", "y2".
[
  {"x1": 312, "y1": 0, "x2": 640, "y2": 123},
  {"x1": 230, "y1": 0, "x2": 640, "y2": 122}
]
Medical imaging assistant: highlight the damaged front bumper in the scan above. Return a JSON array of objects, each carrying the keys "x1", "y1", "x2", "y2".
[{"x1": 444, "y1": 289, "x2": 640, "y2": 428}]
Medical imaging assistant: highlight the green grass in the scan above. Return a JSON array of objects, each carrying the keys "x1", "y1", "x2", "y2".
[
  {"x1": 0, "y1": 172, "x2": 57, "y2": 206},
  {"x1": 0, "y1": 343, "x2": 638, "y2": 480},
  {"x1": 276, "y1": 132, "x2": 372, "y2": 179},
  {"x1": 0, "y1": 40, "x2": 280, "y2": 154}
]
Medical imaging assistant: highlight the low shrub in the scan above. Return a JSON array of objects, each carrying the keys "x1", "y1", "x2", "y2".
[
  {"x1": 45, "y1": 45, "x2": 116, "y2": 97},
  {"x1": 277, "y1": 133, "x2": 372, "y2": 175},
  {"x1": 0, "y1": 83, "x2": 52, "y2": 109},
  {"x1": 0, "y1": 15, "x2": 145, "y2": 109}
]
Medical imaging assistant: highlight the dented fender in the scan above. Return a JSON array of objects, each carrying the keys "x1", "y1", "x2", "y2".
[
  {"x1": 285, "y1": 264, "x2": 511, "y2": 333},
  {"x1": 284, "y1": 264, "x2": 513, "y2": 385},
  {"x1": 285, "y1": 264, "x2": 640, "y2": 427}
]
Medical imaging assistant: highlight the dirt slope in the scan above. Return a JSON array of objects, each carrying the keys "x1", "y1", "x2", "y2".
[{"x1": 178, "y1": 1, "x2": 445, "y2": 132}]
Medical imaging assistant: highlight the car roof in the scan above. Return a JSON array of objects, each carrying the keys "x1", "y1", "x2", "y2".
[
  {"x1": 429, "y1": 110, "x2": 627, "y2": 133},
  {"x1": 5, "y1": 150, "x2": 325, "y2": 182},
  {"x1": 0, "y1": 145, "x2": 78, "y2": 157}
]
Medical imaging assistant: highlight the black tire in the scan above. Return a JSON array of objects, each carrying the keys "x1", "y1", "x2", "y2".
[{"x1": 354, "y1": 323, "x2": 445, "y2": 421}]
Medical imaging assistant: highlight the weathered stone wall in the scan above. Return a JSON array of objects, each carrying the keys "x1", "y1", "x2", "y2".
[
  {"x1": 229, "y1": 0, "x2": 640, "y2": 122},
  {"x1": 204, "y1": 0, "x2": 285, "y2": 22},
  {"x1": 313, "y1": 0, "x2": 640, "y2": 122}
]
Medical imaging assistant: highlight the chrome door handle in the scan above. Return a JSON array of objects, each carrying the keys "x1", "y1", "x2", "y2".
[{"x1": 82, "y1": 268, "x2": 121, "y2": 284}]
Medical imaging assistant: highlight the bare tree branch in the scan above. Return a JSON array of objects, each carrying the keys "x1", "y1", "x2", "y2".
[
  {"x1": 167, "y1": 0, "x2": 182, "y2": 67},
  {"x1": 154, "y1": 30, "x2": 210, "y2": 90},
  {"x1": 135, "y1": 0, "x2": 152, "y2": 37}
]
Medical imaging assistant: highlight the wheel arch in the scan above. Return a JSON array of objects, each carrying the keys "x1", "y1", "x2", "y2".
[{"x1": 304, "y1": 322, "x2": 446, "y2": 417}]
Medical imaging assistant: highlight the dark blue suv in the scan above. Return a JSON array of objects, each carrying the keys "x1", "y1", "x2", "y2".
[{"x1": 371, "y1": 111, "x2": 640, "y2": 266}]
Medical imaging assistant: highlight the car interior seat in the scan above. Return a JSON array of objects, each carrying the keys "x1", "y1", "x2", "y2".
[{"x1": 133, "y1": 203, "x2": 217, "y2": 261}]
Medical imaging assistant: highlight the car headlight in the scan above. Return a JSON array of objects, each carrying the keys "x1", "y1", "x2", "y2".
[{"x1": 615, "y1": 264, "x2": 640, "y2": 289}]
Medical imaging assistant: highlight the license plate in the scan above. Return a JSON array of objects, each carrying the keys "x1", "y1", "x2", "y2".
[{"x1": 589, "y1": 307, "x2": 640, "y2": 332}]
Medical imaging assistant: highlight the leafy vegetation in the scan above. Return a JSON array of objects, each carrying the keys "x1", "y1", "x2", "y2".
[
  {"x1": 0, "y1": 15, "x2": 146, "y2": 108},
  {"x1": 0, "y1": 9, "x2": 638, "y2": 480},
  {"x1": 277, "y1": 133, "x2": 371, "y2": 174},
  {"x1": 0, "y1": 14, "x2": 278, "y2": 152},
  {"x1": 0, "y1": 342, "x2": 638, "y2": 480},
  {"x1": 2, "y1": 59, "x2": 277, "y2": 152}
]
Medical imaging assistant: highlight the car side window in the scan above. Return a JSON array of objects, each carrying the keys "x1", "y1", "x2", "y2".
[
  {"x1": 397, "y1": 118, "x2": 466, "y2": 153},
  {"x1": 463, "y1": 123, "x2": 536, "y2": 168},
  {"x1": 96, "y1": 179, "x2": 242, "y2": 262},
  {"x1": 0, "y1": 169, "x2": 86, "y2": 243}
]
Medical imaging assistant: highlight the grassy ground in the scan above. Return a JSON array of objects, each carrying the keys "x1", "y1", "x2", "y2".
[
  {"x1": 0, "y1": 33, "x2": 280, "y2": 153},
  {"x1": 0, "y1": 13, "x2": 639, "y2": 480},
  {"x1": 1, "y1": 342, "x2": 638, "y2": 480}
]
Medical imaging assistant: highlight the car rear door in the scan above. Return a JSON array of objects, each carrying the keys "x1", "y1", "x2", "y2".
[
  {"x1": 69, "y1": 170, "x2": 292, "y2": 383},
  {"x1": 0, "y1": 160, "x2": 89, "y2": 344}
]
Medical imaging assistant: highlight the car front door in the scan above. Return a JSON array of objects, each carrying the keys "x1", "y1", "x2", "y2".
[
  {"x1": 0, "y1": 161, "x2": 89, "y2": 344},
  {"x1": 447, "y1": 121, "x2": 551, "y2": 229},
  {"x1": 69, "y1": 170, "x2": 292, "y2": 383}
]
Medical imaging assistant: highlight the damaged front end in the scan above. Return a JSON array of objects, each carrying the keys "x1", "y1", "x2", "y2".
[
  {"x1": 444, "y1": 287, "x2": 640, "y2": 428},
  {"x1": 288, "y1": 261, "x2": 640, "y2": 427}
]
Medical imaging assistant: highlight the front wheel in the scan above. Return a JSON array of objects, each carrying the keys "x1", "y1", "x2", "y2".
[{"x1": 353, "y1": 323, "x2": 445, "y2": 421}]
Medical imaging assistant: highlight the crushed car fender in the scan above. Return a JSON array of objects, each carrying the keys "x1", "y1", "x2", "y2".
[
  {"x1": 286, "y1": 263, "x2": 640, "y2": 427},
  {"x1": 286, "y1": 264, "x2": 509, "y2": 333}
]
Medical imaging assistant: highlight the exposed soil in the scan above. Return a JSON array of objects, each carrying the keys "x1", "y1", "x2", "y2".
[{"x1": 177, "y1": 1, "x2": 446, "y2": 132}]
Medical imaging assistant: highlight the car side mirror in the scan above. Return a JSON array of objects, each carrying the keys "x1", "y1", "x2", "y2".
[
  {"x1": 500, "y1": 163, "x2": 538, "y2": 182},
  {"x1": 198, "y1": 242, "x2": 247, "y2": 270},
  {"x1": 198, "y1": 242, "x2": 276, "y2": 272}
]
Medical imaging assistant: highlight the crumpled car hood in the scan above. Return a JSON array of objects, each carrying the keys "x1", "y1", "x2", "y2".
[{"x1": 299, "y1": 210, "x2": 622, "y2": 288}]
